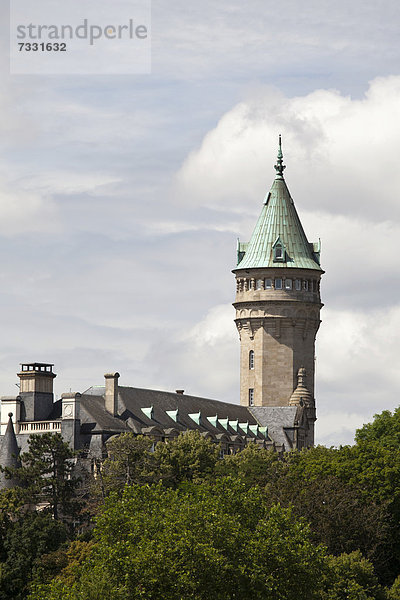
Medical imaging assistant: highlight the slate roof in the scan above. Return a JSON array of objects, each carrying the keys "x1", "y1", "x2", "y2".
[
  {"x1": 249, "y1": 406, "x2": 301, "y2": 449},
  {"x1": 235, "y1": 140, "x2": 322, "y2": 272},
  {"x1": 83, "y1": 386, "x2": 271, "y2": 443},
  {"x1": 80, "y1": 394, "x2": 130, "y2": 434}
]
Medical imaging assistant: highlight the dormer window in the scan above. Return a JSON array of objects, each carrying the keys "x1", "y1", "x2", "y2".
[{"x1": 272, "y1": 237, "x2": 286, "y2": 263}]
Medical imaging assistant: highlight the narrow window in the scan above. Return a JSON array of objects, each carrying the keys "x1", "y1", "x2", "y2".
[
  {"x1": 295, "y1": 279, "x2": 301, "y2": 291},
  {"x1": 249, "y1": 388, "x2": 254, "y2": 406},
  {"x1": 285, "y1": 278, "x2": 292, "y2": 290},
  {"x1": 275, "y1": 278, "x2": 282, "y2": 290},
  {"x1": 256, "y1": 279, "x2": 263, "y2": 290},
  {"x1": 249, "y1": 350, "x2": 254, "y2": 370},
  {"x1": 265, "y1": 278, "x2": 272, "y2": 289},
  {"x1": 304, "y1": 280, "x2": 309, "y2": 291},
  {"x1": 275, "y1": 246, "x2": 283, "y2": 259}
]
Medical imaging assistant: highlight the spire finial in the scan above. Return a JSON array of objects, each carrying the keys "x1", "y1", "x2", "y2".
[{"x1": 274, "y1": 134, "x2": 286, "y2": 179}]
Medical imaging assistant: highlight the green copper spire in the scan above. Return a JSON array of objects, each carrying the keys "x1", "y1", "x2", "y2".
[
  {"x1": 235, "y1": 139, "x2": 322, "y2": 271},
  {"x1": 274, "y1": 134, "x2": 286, "y2": 180}
]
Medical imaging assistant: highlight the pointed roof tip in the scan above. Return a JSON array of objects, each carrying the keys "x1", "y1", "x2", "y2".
[{"x1": 274, "y1": 134, "x2": 286, "y2": 180}]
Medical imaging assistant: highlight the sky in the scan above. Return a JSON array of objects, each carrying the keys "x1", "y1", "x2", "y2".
[{"x1": 1, "y1": 0, "x2": 400, "y2": 445}]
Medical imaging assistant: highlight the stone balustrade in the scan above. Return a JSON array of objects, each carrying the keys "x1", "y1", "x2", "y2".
[{"x1": 18, "y1": 420, "x2": 61, "y2": 434}]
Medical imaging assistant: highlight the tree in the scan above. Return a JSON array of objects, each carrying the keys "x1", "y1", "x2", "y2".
[
  {"x1": 355, "y1": 408, "x2": 400, "y2": 448},
  {"x1": 28, "y1": 477, "x2": 327, "y2": 600},
  {"x1": 151, "y1": 430, "x2": 220, "y2": 486},
  {"x1": 216, "y1": 442, "x2": 284, "y2": 487},
  {"x1": 0, "y1": 512, "x2": 67, "y2": 600},
  {"x1": 11, "y1": 433, "x2": 80, "y2": 521},
  {"x1": 322, "y1": 551, "x2": 386, "y2": 600},
  {"x1": 101, "y1": 434, "x2": 157, "y2": 493},
  {"x1": 283, "y1": 444, "x2": 400, "y2": 584}
]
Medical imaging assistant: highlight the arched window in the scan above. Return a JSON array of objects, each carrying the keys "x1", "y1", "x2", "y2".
[{"x1": 249, "y1": 350, "x2": 254, "y2": 370}]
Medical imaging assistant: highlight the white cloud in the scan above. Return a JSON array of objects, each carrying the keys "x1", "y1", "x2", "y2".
[{"x1": 175, "y1": 76, "x2": 400, "y2": 223}]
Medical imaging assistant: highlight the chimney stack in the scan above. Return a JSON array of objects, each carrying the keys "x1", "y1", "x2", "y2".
[
  {"x1": 18, "y1": 363, "x2": 56, "y2": 421},
  {"x1": 104, "y1": 372, "x2": 120, "y2": 416}
]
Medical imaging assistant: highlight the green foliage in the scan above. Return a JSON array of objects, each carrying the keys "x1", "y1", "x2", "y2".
[
  {"x1": 100, "y1": 431, "x2": 220, "y2": 495},
  {"x1": 11, "y1": 433, "x2": 80, "y2": 521},
  {"x1": 281, "y1": 442, "x2": 400, "y2": 582},
  {"x1": 322, "y1": 551, "x2": 386, "y2": 600},
  {"x1": 216, "y1": 442, "x2": 284, "y2": 486},
  {"x1": 0, "y1": 512, "x2": 67, "y2": 600},
  {"x1": 16, "y1": 407, "x2": 400, "y2": 597},
  {"x1": 101, "y1": 434, "x2": 157, "y2": 493},
  {"x1": 355, "y1": 408, "x2": 400, "y2": 448},
  {"x1": 31, "y1": 478, "x2": 327, "y2": 600},
  {"x1": 152, "y1": 430, "x2": 220, "y2": 486},
  {"x1": 387, "y1": 576, "x2": 400, "y2": 600}
]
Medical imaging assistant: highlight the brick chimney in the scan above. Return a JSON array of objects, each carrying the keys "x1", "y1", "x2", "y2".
[{"x1": 104, "y1": 372, "x2": 120, "y2": 416}]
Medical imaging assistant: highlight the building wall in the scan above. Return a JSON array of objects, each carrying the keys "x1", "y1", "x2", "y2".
[{"x1": 234, "y1": 268, "x2": 322, "y2": 407}]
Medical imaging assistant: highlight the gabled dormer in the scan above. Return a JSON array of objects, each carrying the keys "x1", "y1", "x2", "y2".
[{"x1": 272, "y1": 236, "x2": 286, "y2": 263}]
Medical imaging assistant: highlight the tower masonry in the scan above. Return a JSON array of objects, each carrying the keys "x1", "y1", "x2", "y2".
[{"x1": 233, "y1": 137, "x2": 323, "y2": 417}]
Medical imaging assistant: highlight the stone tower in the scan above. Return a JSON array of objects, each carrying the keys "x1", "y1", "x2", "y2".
[{"x1": 233, "y1": 137, "x2": 323, "y2": 417}]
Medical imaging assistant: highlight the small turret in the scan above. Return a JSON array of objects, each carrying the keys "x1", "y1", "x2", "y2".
[
  {"x1": 0, "y1": 413, "x2": 21, "y2": 489},
  {"x1": 289, "y1": 368, "x2": 314, "y2": 407}
]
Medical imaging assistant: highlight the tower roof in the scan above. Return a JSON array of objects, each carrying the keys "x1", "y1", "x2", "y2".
[
  {"x1": 235, "y1": 137, "x2": 322, "y2": 271},
  {"x1": 0, "y1": 414, "x2": 21, "y2": 489}
]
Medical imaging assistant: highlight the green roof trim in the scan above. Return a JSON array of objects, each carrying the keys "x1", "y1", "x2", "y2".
[
  {"x1": 166, "y1": 409, "x2": 179, "y2": 422},
  {"x1": 235, "y1": 139, "x2": 322, "y2": 272},
  {"x1": 141, "y1": 406, "x2": 154, "y2": 420},
  {"x1": 188, "y1": 411, "x2": 202, "y2": 426},
  {"x1": 249, "y1": 424, "x2": 259, "y2": 436},
  {"x1": 259, "y1": 426, "x2": 268, "y2": 438},
  {"x1": 239, "y1": 421, "x2": 249, "y2": 434},
  {"x1": 207, "y1": 415, "x2": 218, "y2": 428}
]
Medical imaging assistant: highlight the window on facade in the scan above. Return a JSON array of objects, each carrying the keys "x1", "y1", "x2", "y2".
[
  {"x1": 275, "y1": 278, "x2": 282, "y2": 290},
  {"x1": 249, "y1": 388, "x2": 254, "y2": 406},
  {"x1": 249, "y1": 350, "x2": 254, "y2": 370},
  {"x1": 265, "y1": 278, "x2": 272, "y2": 289},
  {"x1": 285, "y1": 279, "x2": 292, "y2": 290},
  {"x1": 295, "y1": 279, "x2": 301, "y2": 291},
  {"x1": 256, "y1": 279, "x2": 263, "y2": 290},
  {"x1": 304, "y1": 280, "x2": 309, "y2": 291}
]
